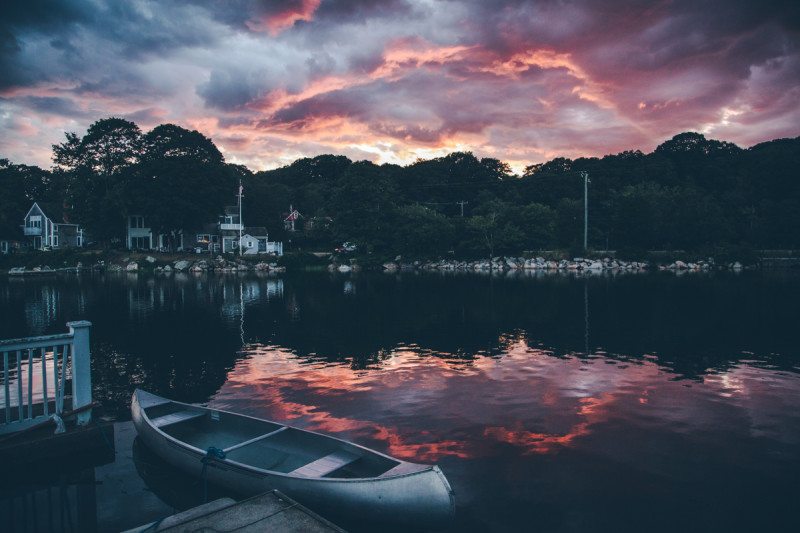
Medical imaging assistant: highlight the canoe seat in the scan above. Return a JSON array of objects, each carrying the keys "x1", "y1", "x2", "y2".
[
  {"x1": 290, "y1": 450, "x2": 359, "y2": 478},
  {"x1": 151, "y1": 409, "x2": 205, "y2": 428}
]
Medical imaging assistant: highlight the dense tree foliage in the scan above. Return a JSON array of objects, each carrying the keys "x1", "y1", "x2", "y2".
[
  {"x1": 126, "y1": 124, "x2": 234, "y2": 247},
  {"x1": 1, "y1": 119, "x2": 799, "y2": 258}
]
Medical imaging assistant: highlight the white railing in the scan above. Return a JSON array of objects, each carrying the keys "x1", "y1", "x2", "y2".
[
  {"x1": 220, "y1": 223, "x2": 243, "y2": 231},
  {"x1": 0, "y1": 321, "x2": 92, "y2": 435}
]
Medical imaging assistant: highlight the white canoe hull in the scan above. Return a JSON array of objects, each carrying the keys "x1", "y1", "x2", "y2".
[{"x1": 131, "y1": 390, "x2": 455, "y2": 529}]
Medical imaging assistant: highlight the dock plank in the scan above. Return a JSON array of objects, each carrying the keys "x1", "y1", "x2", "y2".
[{"x1": 127, "y1": 490, "x2": 345, "y2": 532}]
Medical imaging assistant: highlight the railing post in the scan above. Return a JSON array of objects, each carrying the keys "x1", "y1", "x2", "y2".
[{"x1": 68, "y1": 321, "x2": 92, "y2": 426}]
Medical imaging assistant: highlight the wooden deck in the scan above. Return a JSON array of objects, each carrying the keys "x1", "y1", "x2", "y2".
[{"x1": 124, "y1": 490, "x2": 346, "y2": 532}]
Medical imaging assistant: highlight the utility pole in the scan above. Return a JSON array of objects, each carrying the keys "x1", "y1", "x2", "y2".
[
  {"x1": 580, "y1": 171, "x2": 589, "y2": 252},
  {"x1": 457, "y1": 200, "x2": 468, "y2": 217}
]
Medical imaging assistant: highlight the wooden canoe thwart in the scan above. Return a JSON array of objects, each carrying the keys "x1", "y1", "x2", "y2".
[{"x1": 131, "y1": 389, "x2": 455, "y2": 529}]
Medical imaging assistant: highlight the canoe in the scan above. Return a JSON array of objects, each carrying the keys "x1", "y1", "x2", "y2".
[{"x1": 131, "y1": 389, "x2": 455, "y2": 529}]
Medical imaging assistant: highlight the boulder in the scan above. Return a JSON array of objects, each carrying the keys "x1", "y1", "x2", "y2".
[
  {"x1": 383, "y1": 262, "x2": 399, "y2": 271},
  {"x1": 126, "y1": 262, "x2": 138, "y2": 272},
  {"x1": 145, "y1": 256, "x2": 156, "y2": 264},
  {"x1": 174, "y1": 260, "x2": 190, "y2": 271},
  {"x1": 338, "y1": 265, "x2": 352, "y2": 273}
]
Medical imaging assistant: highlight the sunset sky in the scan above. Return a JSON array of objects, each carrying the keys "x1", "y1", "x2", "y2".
[{"x1": 2, "y1": 0, "x2": 799, "y2": 173}]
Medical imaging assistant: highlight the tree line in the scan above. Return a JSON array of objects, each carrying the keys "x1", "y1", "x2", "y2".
[{"x1": 1, "y1": 117, "x2": 798, "y2": 258}]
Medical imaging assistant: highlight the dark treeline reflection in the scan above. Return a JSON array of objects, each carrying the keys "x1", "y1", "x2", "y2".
[{"x1": 0, "y1": 271, "x2": 798, "y2": 418}]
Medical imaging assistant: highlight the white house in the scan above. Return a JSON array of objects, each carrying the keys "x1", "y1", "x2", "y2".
[
  {"x1": 237, "y1": 227, "x2": 283, "y2": 255},
  {"x1": 22, "y1": 202, "x2": 84, "y2": 250},
  {"x1": 126, "y1": 215, "x2": 163, "y2": 250}
]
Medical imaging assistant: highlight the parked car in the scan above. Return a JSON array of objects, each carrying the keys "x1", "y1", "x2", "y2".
[{"x1": 335, "y1": 242, "x2": 357, "y2": 253}]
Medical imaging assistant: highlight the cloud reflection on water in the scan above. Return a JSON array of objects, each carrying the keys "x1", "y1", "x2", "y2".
[{"x1": 211, "y1": 336, "x2": 800, "y2": 462}]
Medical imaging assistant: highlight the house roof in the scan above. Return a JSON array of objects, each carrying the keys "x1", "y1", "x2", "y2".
[
  {"x1": 284, "y1": 209, "x2": 302, "y2": 221},
  {"x1": 24, "y1": 201, "x2": 76, "y2": 225},
  {"x1": 243, "y1": 226, "x2": 268, "y2": 237}
]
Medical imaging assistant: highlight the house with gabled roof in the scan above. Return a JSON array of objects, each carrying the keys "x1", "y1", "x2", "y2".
[
  {"x1": 239, "y1": 226, "x2": 282, "y2": 255},
  {"x1": 186, "y1": 194, "x2": 283, "y2": 256},
  {"x1": 284, "y1": 205, "x2": 302, "y2": 232},
  {"x1": 22, "y1": 202, "x2": 84, "y2": 250}
]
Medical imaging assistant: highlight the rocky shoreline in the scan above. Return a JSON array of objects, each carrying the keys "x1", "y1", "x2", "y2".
[
  {"x1": 331, "y1": 256, "x2": 752, "y2": 273},
  {"x1": 3, "y1": 253, "x2": 757, "y2": 276},
  {"x1": 111, "y1": 255, "x2": 286, "y2": 274},
  {"x1": 6, "y1": 255, "x2": 285, "y2": 276}
]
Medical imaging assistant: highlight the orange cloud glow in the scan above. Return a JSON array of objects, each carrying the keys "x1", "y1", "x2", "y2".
[{"x1": 483, "y1": 394, "x2": 614, "y2": 455}]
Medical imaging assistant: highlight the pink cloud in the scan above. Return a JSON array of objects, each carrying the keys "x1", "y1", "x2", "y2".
[
  {"x1": 246, "y1": 0, "x2": 321, "y2": 36},
  {"x1": 1, "y1": 0, "x2": 797, "y2": 170}
]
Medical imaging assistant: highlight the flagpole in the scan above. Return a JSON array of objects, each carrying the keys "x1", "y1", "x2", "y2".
[{"x1": 238, "y1": 180, "x2": 243, "y2": 257}]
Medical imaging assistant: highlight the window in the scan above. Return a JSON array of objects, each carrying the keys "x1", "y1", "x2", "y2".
[
  {"x1": 197, "y1": 234, "x2": 211, "y2": 243},
  {"x1": 52, "y1": 236, "x2": 59, "y2": 247},
  {"x1": 211, "y1": 235, "x2": 219, "y2": 243},
  {"x1": 131, "y1": 236, "x2": 149, "y2": 249},
  {"x1": 247, "y1": 240, "x2": 254, "y2": 248},
  {"x1": 29, "y1": 215, "x2": 42, "y2": 228},
  {"x1": 129, "y1": 216, "x2": 145, "y2": 228}
]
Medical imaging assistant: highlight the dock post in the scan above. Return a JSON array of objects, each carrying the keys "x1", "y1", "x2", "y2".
[{"x1": 68, "y1": 321, "x2": 92, "y2": 426}]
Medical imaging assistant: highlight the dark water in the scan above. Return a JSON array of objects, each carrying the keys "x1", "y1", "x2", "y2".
[{"x1": 1, "y1": 270, "x2": 799, "y2": 532}]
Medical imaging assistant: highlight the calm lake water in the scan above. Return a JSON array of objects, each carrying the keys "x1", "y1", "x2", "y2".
[{"x1": 1, "y1": 270, "x2": 799, "y2": 532}]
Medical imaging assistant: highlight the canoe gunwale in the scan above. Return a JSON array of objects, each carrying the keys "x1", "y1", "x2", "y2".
[{"x1": 133, "y1": 389, "x2": 434, "y2": 483}]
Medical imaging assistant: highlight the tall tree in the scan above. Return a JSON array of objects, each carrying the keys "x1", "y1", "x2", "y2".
[
  {"x1": 52, "y1": 118, "x2": 143, "y2": 243},
  {"x1": 126, "y1": 124, "x2": 233, "y2": 247}
]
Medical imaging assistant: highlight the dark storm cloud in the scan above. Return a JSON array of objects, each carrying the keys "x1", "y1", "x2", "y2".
[
  {"x1": 315, "y1": 0, "x2": 412, "y2": 21},
  {"x1": 14, "y1": 96, "x2": 87, "y2": 118}
]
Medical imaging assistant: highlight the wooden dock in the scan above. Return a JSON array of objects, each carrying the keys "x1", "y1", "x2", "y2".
[{"x1": 124, "y1": 490, "x2": 346, "y2": 532}]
